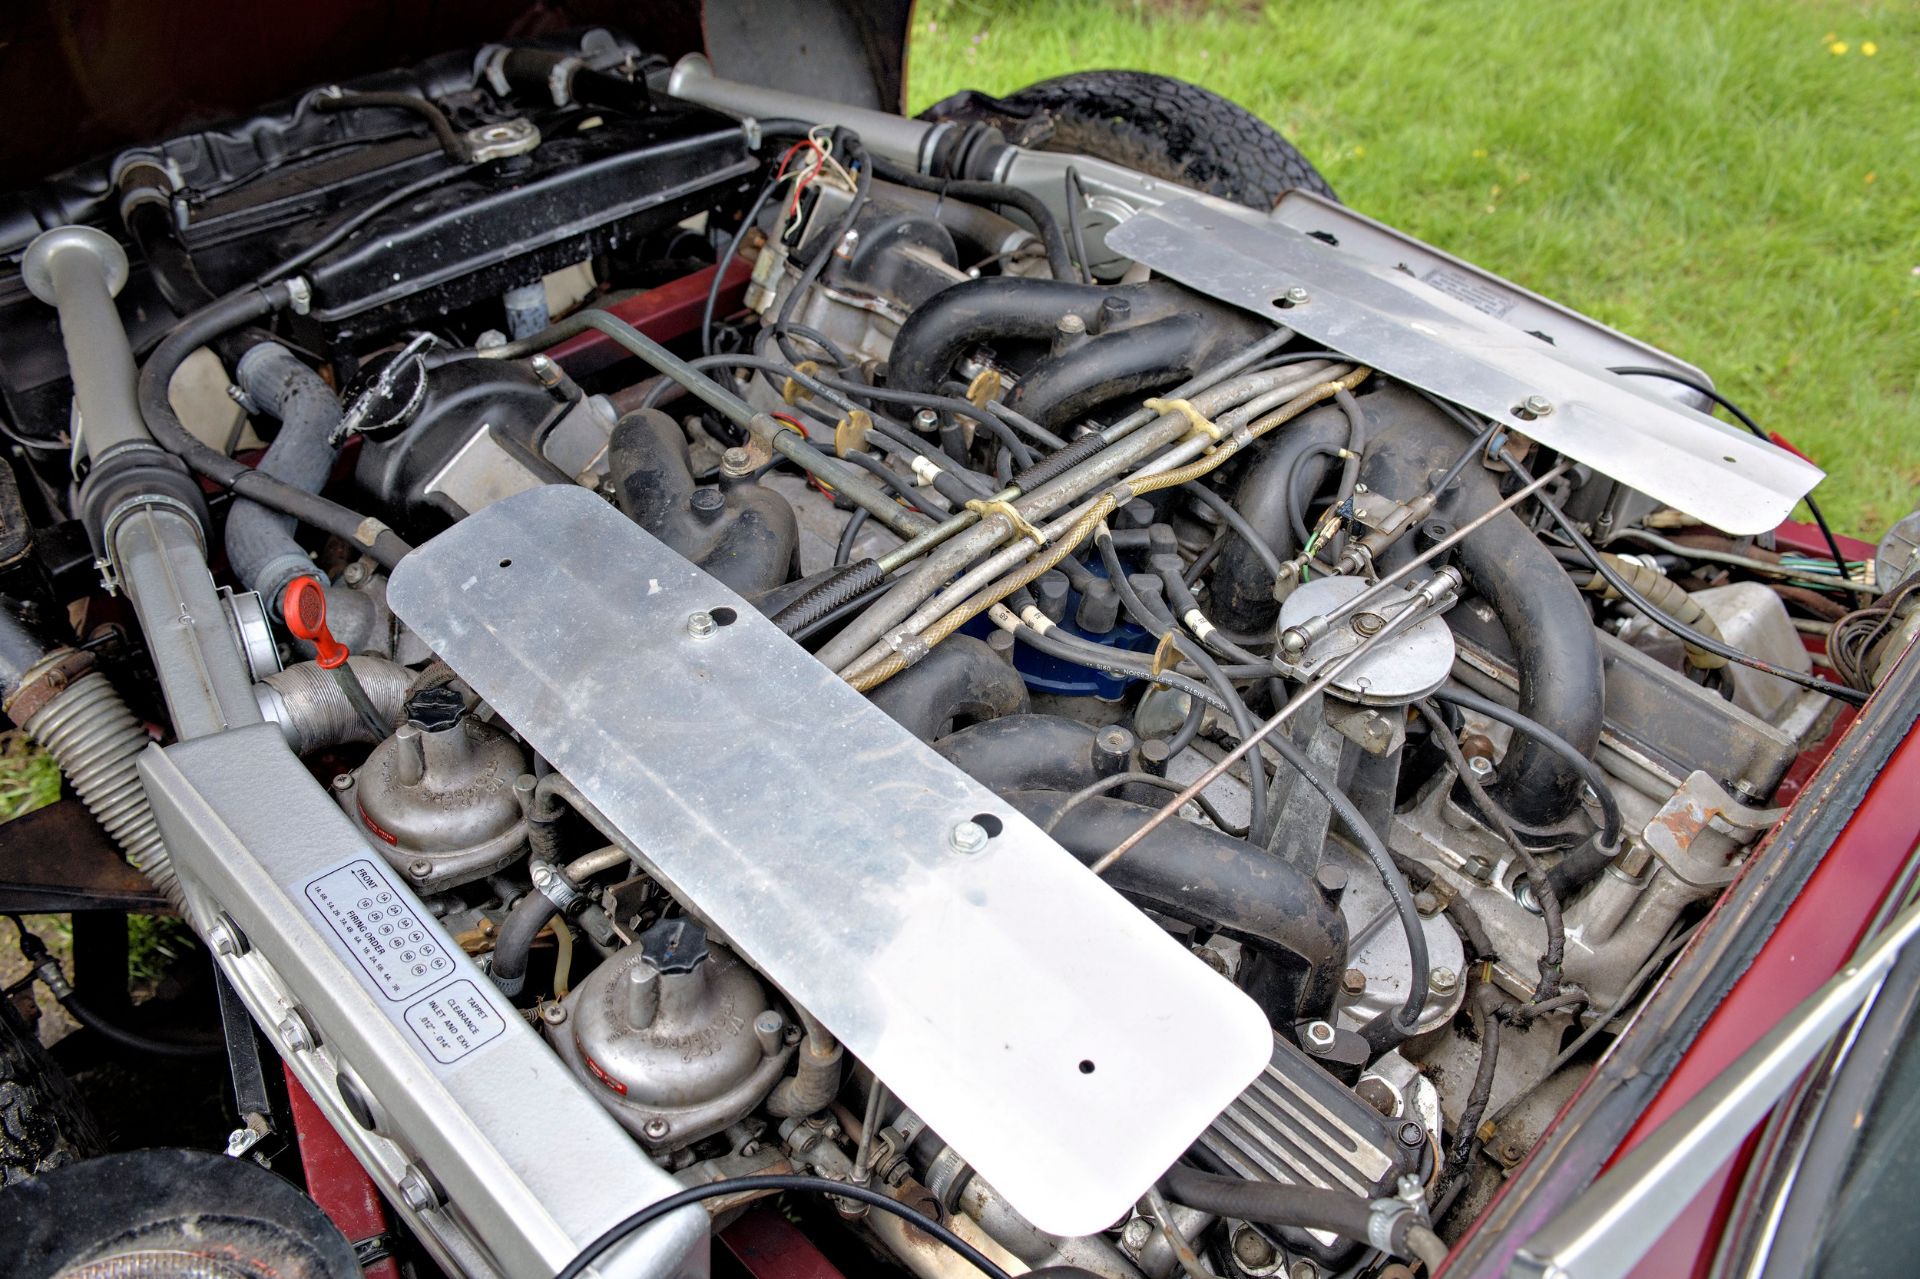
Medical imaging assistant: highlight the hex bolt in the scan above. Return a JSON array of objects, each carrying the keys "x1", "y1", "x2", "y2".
[
  {"x1": 1303, "y1": 1020, "x2": 1336, "y2": 1051},
  {"x1": 720, "y1": 446, "x2": 754, "y2": 477},
  {"x1": 643, "y1": 1117, "x2": 671, "y2": 1142},
  {"x1": 1289, "y1": 1261, "x2": 1319, "y2": 1279},
  {"x1": 1523, "y1": 394, "x2": 1554, "y2": 418},
  {"x1": 277, "y1": 1008, "x2": 316, "y2": 1054},
  {"x1": 948, "y1": 820, "x2": 989, "y2": 854},
  {"x1": 687, "y1": 610, "x2": 716, "y2": 639},
  {"x1": 1283, "y1": 285, "x2": 1311, "y2": 306},
  {"x1": 1120, "y1": 1217, "x2": 1154, "y2": 1252},
  {"x1": 206, "y1": 915, "x2": 242, "y2": 958},
  {"x1": 913, "y1": 408, "x2": 939, "y2": 433},
  {"x1": 1468, "y1": 755, "x2": 1496, "y2": 780},
  {"x1": 1581, "y1": 782, "x2": 1600, "y2": 804},
  {"x1": 1413, "y1": 889, "x2": 1443, "y2": 916},
  {"x1": 1341, "y1": 967, "x2": 1368, "y2": 997},
  {"x1": 398, "y1": 1165, "x2": 439, "y2": 1213},
  {"x1": 1429, "y1": 967, "x2": 1459, "y2": 995},
  {"x1": 1233, "y1": 1225, "x2": 1277, "y2": 1269}
]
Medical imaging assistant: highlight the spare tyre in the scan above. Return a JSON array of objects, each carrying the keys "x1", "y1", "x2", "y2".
[{"x1": 920, "y1": 69, "x2": 1335, "y2": 210}]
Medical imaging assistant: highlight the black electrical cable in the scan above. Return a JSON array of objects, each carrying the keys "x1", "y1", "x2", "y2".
[
  {"x1": 556, "y1": 1175, "x2": 1013, "y2": 1279},
  {"x1": 1431, "y1": 686, "x2": 1622, "y2": 849},
  {"x1": 1415, "y1": 700, "x2": 1567, "y2": 1012},
  {"x1": 834, "y1": 508, "x2": 870, "y2": 566},
  {"x1": 1063, "y1": 166, "x2": 1094, "y2": 284},
  {"x1": 252, "y1": 165, "x2": 466, "y2": 286},
  {"x1": 1504, "y1": 446, "x2": 1871, "y2": 706},
  {"x1": 767, "y1": 322, "x2": 855, "y2": 368},
  {"x1": 1186, "y1": 482, "x2": 1284, "y2": 584},
  {"x1": 312, "y1": 90, "x2": 469, "y2": 163},
  {"x1": 1042, "y1": 769, "x2": 1248, "y2": 840},
  {"x1": 1164, "y1": 690, "x2": 1207, "y2": 755},
  {"x1": 702, "y1": 168, "x2": 785, "y2": 356},
  {"x1": 1265, "y1": 732, "x2": 1428, "y2": 1036},
  {"x1": 1434, "y1": 982, "x2": 1503, "y2": 1209},
  {"x1": 1095, "y1": 529, "x2": 1269, "y2": 839},
  {"x1": 1609, "y1": 365, "x2": 1854, "y2": 584},
  {"x1": 59, "y1": 993, "x2": 226, "y2": 1059}
]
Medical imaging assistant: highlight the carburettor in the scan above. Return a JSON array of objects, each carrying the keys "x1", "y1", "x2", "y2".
[
  {"x1": 545, "y1": 918, "x2": 795, "y2": 1152},
  {"x1": 334, "y1": 686, "x2": 531, "y2": 892}
]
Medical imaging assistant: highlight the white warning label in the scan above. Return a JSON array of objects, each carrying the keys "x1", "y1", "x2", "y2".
[
  {"x1": 1421, "y1": 265, "x2": 1517, "y2": 319},
  {"x1": 405, "y1": 979, "x2": 506, "y2": 1065}
]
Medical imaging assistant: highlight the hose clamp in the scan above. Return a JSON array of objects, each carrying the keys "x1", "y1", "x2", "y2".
[
  {"x1": 1366, "y1": 1197, "x2": 1413, "y2": 1254},
  {"x1": 3, "y1": 649, "x2": 96, "y2": 728},
  {"x1": 529, "y1": 861, "x2": 584, "y2": 913}
]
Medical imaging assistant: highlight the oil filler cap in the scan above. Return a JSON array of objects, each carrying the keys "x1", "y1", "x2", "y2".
[
  {"x1": 283, "y1": 576, "x2": 348, "y2": 669},
  {"x1": 637, "y1": 918, "x2": 707, "y2": 975},
  {"x1": 404, "y1": 685, "x2": 466, "y2": 732}
]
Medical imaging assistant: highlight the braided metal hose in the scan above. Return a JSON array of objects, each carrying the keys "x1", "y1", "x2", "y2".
[{"x1": 22, "y1": 669, "x2": 177, "y2": 909}]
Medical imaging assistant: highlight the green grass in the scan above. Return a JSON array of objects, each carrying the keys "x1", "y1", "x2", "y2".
[{"x1": 910, "y1": 0, "x2": 1920, "y2": 537}]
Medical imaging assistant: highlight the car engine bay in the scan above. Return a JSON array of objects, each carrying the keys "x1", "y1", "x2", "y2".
[{"x1": 1, "y1": 23, "x2": 1912, "y2": 1279}]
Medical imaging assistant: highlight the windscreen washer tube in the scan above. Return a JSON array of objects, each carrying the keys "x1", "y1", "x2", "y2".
[{"x1": 23, "y1": 226, "x2": 260, "y2": 741}]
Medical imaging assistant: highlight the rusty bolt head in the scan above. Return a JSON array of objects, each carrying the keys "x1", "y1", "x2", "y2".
[
  {"x1": 1341, "y1": 967, "x2": 1368, "y2": 996},
  {"x1": 1303, "y1": 1020, "x2": 1336, "y2": 1051},
  {"x1": 1232, "y1": 1225, "x2": 1277, "y2": 1268},
  {"x1": 720, "y1": 446, "x2": 754, "y2": 477}
]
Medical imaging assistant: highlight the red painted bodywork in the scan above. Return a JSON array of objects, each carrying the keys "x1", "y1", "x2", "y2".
[
  {"x1": 285, "y1": 1065, "x2": 402, "y2": 1279},
  {"x1": 543, "y1": 257, "x2": 754, "y2": 378},
  {"x1": 720, "y1": 1209, "x2": 849, "y2": 1279}
]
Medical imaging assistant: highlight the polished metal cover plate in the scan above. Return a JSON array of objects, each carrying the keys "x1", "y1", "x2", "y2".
[
  {"x1": 389, "y1": 484, "x2": 1272, "y2": 1236},
  {"x1": 1107, "y1": 195, "x2": 1822, "y2": 535}
]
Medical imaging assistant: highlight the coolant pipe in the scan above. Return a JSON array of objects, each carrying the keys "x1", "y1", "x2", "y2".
[
  {"x1": 23, "y1": 226, "x2": 259, "y2": 741},
  {"x1": 225, "y1": 343, "x2": 347, "y2": 615},
  {"x1": 665, "y1": 54, "x2": 936, "y2": 167}
]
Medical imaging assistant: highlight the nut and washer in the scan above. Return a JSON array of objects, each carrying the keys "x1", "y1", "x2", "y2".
[
  {"x1": 1303, "y1": 1019, "x2": 1337, "y2": 1051},
  {"x1": 948, "y1": 820, "x2": 990, "y2": 854},
  {"x1": 1467, "y1": 754, "x2": 1496, "y2": 780},
  {"x1": 720, "y1": 446, "x2": 755, "y2": 477},
  {"x1": 687, "y1": 611, "x2": 717, "y2": 639}
]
